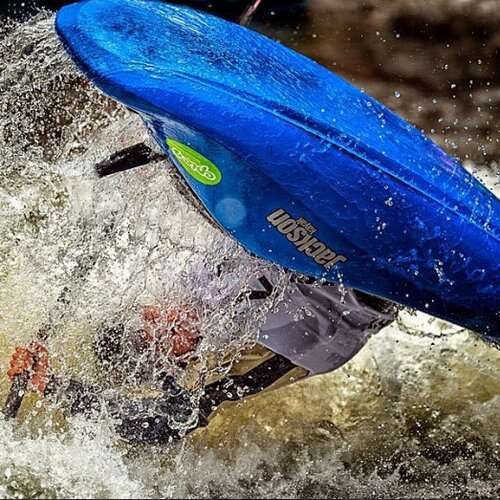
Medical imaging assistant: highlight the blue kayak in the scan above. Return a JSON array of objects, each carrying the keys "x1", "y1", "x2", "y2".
[{"x1": 56, "y1": 0, "x2": 500, "y2": 342}]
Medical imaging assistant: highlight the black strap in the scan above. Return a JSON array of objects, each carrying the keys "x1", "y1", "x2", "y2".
[{"x1": 247, "y1": 276, "x2": 274, "y2": 300}]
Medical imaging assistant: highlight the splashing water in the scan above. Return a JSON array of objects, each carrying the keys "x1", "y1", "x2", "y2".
[{"x1": 0, "y1": 13, "x2": 499, "y2": 499}]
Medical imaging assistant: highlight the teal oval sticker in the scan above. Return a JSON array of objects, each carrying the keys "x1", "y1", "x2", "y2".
[{"x1": 167, "y1": 138, "x2": 222, "y2": 186}]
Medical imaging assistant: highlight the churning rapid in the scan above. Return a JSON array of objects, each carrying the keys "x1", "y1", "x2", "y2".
[{"x1": 1, "y1": 10, "x2": 500, "y2": 499}]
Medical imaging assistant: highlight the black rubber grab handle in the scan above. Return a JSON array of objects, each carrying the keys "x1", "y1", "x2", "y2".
[{"x1": 95, "y1": 143, "x2": 164, "y2": 178}]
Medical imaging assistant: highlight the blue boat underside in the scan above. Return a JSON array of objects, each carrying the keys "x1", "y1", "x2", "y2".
[{"x1": 55, "y1": 0, "x2": 500, "y2": 341}]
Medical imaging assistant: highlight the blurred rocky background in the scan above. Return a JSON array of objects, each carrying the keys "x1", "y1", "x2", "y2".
[{"x1": 297, "y1": 0, "x2": 500, "y2": 165}]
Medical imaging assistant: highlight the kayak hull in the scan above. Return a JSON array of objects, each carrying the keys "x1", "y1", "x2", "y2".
[{"x1": 56, "y1": 0, "x2": 500, "y2": 341}]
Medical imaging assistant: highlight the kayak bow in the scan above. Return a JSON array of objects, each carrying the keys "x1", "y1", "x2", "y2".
[{"x1": 55, "y1": 0, "x2": 500, "y2": 341}]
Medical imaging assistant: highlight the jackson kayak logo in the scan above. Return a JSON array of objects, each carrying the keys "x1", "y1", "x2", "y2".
[
  {"x1": 167, "y1": 138, "x2": 222, "y2": 186},
  {"x1": 267, "y1": 209, "x2": 348, "y2": 269}
]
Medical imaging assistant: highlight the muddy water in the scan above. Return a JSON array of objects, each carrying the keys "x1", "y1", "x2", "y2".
[{"x1": 1, "y1": 2, "x2": 499, "y2": 498}]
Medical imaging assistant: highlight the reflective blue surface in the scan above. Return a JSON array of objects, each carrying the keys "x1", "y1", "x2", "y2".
[{"x1": 56, "y1": 0, "x2": 500, "y2": 340}]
